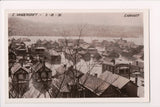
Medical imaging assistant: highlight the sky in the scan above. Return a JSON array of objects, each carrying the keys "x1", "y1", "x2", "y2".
[{"x1": 9, "y1": 12, "x2": 143, "y2": 27}]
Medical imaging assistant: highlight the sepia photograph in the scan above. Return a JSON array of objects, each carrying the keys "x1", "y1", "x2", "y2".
[{"x1": 5, "y1": 9, "x2": 149, "y2": 102}]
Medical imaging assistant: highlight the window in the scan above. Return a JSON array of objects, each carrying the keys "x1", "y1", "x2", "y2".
[
  {"x1": 18, "y1": 73, "x2": 25, "y2": 80},
  {"x1": 41, "y1": 71, "x2": 47, "y2": 79}
]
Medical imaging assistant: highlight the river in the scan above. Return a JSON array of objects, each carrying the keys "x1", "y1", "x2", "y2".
[{"x1": 9, "y1": 36, "x2": 143, "y2": 46}]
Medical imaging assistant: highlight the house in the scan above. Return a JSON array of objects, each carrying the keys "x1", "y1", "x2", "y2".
[
  {"x1": 9, "y1": 50, "x2": 17, "y2": 64},
  {"x1": 10, "y1": 63, "x2": 30, "y2": 97},
  {"x1": 52, "y1": 41, "x2": 62, "y2": 52},
  {"x1": 49, "y1": 66, "x2": 84, "y2": 98},
  {"x1": 16, "y1": 47, "x2": 26, "y2": 56},
  {"x1": 45, "y1": 50, "x2": 61, "y2": 64},
  {"x1": 32, "y1": 62, "x2": 52, "y2": 82},
  {"x1": 9, "y1": 40, "x2": 26, "y2": 50},
  {"x1": 102, "y1": 57, "x2": 115, "y2": 73},
  {"x1": 131, "y1": 60, "x2": 144, "y2": 77},
  {"x1": 15, "y1": 42, "x2": 26, "y2": 56},
  {"x1": 79, "y1": 73, "x2": 120, "y2": 97},
  {"x1": 64, "y1": 49, "x2": 81, "y2": 64},
  {"x1": 34, "y1": 47, "x2": 46, "y2": 55},
  {"x1": 102, "y1": 57, "x2": 133, "y2": 79},
  {"x1": 99, "y1": 71, "x2": 138, "y2": 97},
  {"x1": 11, "y1": 63, "x2": 30, "y2": 83},
  {"x1": 79, "y1": 51, "x2": 91, "y2": 61},
  {"x1": 34, "y1": 47, "x2": 46, "y2": 60},
  {"x1": 79, "y1": 42, "x2": 90, "y2": 50},
  {"x1": 87, "y1": 45, "x2": 98, "y2": 55}
]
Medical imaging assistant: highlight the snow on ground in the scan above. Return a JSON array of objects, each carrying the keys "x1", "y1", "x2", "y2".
[
  {"x1": 76, "y1": 58, "x2": 102, "y2": 77},
  {"x1": 23, "y1": 78, "x2": 51, "y2": 98}
]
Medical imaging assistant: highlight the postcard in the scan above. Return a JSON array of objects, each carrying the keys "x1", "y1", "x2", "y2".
[{"x1": 5, "y1": 9, "x2": 149, "y2": 103}]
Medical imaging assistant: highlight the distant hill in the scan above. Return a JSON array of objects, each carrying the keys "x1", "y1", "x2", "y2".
[{"x1": 8, "y1": 17, "x2": 143, "y2": 38}]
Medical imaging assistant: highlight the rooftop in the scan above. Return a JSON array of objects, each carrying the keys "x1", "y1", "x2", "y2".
[{"x1": 99, "y1": 71, "x2": 131, "y2": 89}]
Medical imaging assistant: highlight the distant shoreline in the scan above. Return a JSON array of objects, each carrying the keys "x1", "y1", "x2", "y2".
[
  {"x1": 9, "y1": 35, "x2": 143, "y2": 45},
  {"x1": 9, "y1": 35, "x2": 143, "y2": 38}
]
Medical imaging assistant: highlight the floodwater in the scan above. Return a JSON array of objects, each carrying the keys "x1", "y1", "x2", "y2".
[{"x1": 9, "y1": 36, "x2": 143, "y2": 45}]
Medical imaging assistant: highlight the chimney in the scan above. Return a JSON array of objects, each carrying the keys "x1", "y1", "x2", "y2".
[
  {"x1": 43, "y1": 60, "x2": 45, "y2": 67},
  {"x1": 135, "y1": 74, "x2": 138, "y2": 85},
  {"x1": 111, "y1": 59, "x2": 115, "y2": 65},
  {"x1": 94, "y1": 73, "x2": 98, "y2": 77},
  {"x1": 136, "y1": 61, "x2": 139, "y2": 66},
  {"x1": 128, "y1": 63, "x2": 131, "y2": 79},
  {"x1": 112, "y1": 66, "x2": 115, "y2": 74},
  {"x1": 21, "y1": 62, "x2": 23, "y2": 67},
  {"x1": 20, "y1": 59, "x2": 23, "y2": 67}
]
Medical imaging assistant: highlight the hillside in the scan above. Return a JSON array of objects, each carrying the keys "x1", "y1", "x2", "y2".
[{"x1": 8, "y1": 17, "x2": 143, "y2": 38}]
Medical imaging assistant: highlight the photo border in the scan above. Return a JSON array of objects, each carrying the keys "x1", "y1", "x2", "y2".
[{"x1": 4, "y1": 9, "x2": 150, "y2": 103}]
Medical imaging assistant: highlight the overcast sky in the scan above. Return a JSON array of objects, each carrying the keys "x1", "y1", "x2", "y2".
[{"x1": 9, "y1": 12, "x2": 143, "y2": 27}]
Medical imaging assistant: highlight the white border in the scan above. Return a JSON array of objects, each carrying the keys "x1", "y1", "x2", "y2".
[{"x1": 4, "y1": 9, "x2": 149, "y2": 103}]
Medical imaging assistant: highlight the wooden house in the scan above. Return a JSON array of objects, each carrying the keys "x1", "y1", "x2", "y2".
[
  {"x1": 102, "y1": 58, "x2": 132, "y2": 78},
  {"x1": 10, "y1": 63, "x2": 30, "y2": 97},
  {"x1": 50, "y1": 66, "x2": 84, "y2": 98},
  {"x1": 87, "y1": 45, "x2": 98, "y2": 55},
  {"x1": 102, "y1": 58, "x2": 115, "y2": 73},
  {"x1": 15, "y1": 44, "x2": 27, "y2": 56},
  {"x1": 79, "y1": 74, "x2": 120, "y2": 97},
  {"x1": 32, "y1": 62, "x2": 52, "y2": 82},
  {"x1": 11, "y1": 63, "x2": 30, "y2": 84},
  {"x1": 9, "y1": 50, "x2": 16, "y2": 61},
  {"x1": 99, "y1": 71, "x2": 138, "y2": 97},
  {"x1": 45, "y1": 50, "x2": 61, "y2": 64},
  {"x1": 79, "y1": 51, "x2": 91, "y2": 61},
  {"x1": 34, "y1": 47, "x2": 46, "y2": 60}
]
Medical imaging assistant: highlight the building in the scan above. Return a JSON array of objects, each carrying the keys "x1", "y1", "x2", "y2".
[
  {"x1": 34, "y1": 47, "x2": 46, "y2": 55},
  {"x1": 102, "y1": 57, "x2": 133, "y2": 79},
  {"x1": 9, "y1": 50, "x2": 16, "y2": 61},
  {"x1": 10, "y1": 63, "x2": 30, "y2": 97},
  {"x1": 79, "y1": 50, "x2": 91, "y2": 61},
  {"x1": 14, "y1": 42, "x2": 27, "y2": 56},
  {"x1": 99, "y1": 71, "x2": 138, "y2": 97},
  {"x1": 45, "y1": 50, "x2": 61, "y2": 64},
  {"x1": 32, "y1": 62, "x2": 52, "y2": 82},
  {"x1": 131, "y1": 60, "x2": 144, "y2": 77},
  {"x1": 9, "y1": 50, "x2": 17, "y2": 73},
  {"x1": 11, "y1": 63, "x2": 30, "y2": 83},
  {"x1": 102, "y1": 58, "x2": 115, "y2": 73},
  {"x1": 16, "y1": 47, "x2": 27, "y2": 56},
  {"x1": 87, "y1": 45, "x2": 98, "y2": 55},
  {"x1": 49, "y1": 66, "x2": 84, "y2": 98},
  {"x1": 79, "y1": 73, "x2": 121, "y2": 97}
]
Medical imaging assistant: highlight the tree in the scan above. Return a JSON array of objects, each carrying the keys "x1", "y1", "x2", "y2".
[{"x1": 51, "y1": 24, "x2": 100, "y2": 98}]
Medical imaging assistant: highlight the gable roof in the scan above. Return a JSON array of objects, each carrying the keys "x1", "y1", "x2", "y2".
[
  {"x1": 80, "y1": 74, "x2": 110, "y2": 96},
  {"x1": 11, "y1": 63, "x2": 30, "y2": 74},
  {"x1": 32, "y1": 62, "x2": 43, "y2": 72},
  {"x1": 55, "y1": 65, "x2": 66, "y2": 75},
  {"x1": 9, "y1": 50, "x2": 17, "y2": 56},
  {"x1": 112, "y1": 75, "x2": 130, "y2": 89},
  {"x1": 48, "y1": 49, "x2": 59, "y2": 56},
  {"x1": 32, "y1": 62, "x2": 51, "y2": 72},
  {"x1": 99, "y1": 71, "x2": 119, "y2": 84},
  {"x1": 99, "y1": 71, "x2": 130, "y2": 89},
  {"x1": 52, "y1": 78, "x2": 70, "y2": 93}
]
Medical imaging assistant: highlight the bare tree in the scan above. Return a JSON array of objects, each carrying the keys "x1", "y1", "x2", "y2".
[{"x1": 51, "y1": 24, "x2": 101, "y2": 98}]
